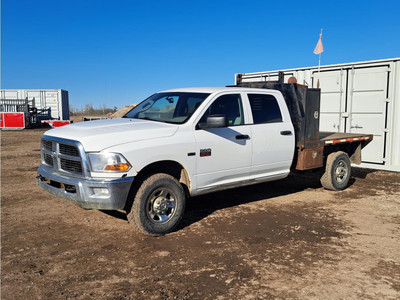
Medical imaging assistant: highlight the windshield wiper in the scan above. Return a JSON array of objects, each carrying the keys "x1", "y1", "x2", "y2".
[{"x1": 134, "y1": 116, "x2": 159, "y2": 122}]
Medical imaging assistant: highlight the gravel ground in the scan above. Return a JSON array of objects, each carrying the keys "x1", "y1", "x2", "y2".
[{"x1": 1, "y1": 129, "x2": 400, "y2": 299}]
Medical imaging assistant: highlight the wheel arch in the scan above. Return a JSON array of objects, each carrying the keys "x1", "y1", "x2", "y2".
[
  {"x1": 323, "y1": 142, "x2": 363, "y2": 165},
  {"x1": 135, "y1": 159, "x2": 191, "y2": 192}
]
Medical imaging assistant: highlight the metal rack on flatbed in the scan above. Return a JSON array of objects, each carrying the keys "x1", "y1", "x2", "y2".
[{"x1": 0, "y1": 98, "x2": 38, "y2": 129}]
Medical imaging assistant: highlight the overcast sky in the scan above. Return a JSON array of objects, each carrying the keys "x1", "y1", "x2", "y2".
[{"x1": 2, "y1": 0, "x2": 399, "y2": 109}]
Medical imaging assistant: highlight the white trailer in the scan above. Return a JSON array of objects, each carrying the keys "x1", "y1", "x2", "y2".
[
  {"x1": 0, "y1": 89, "x2": 69, "y2": 121},
  {"x1": 235, "y1": 58, "x2": 400, "y2": 172}
]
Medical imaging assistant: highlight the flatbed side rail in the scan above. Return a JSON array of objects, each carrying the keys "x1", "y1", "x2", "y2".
[
  {"x1": 295, "y1": 132, "x2": 373, "y2": 171},
  {"x1": 319, "y1": 132, "x2": 373, "y2": 147},
  {"x1": 323, "y1": 135, "x2": 372, "y2": 145}
]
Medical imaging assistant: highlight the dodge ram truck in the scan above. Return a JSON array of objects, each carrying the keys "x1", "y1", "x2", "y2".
[{"x1": 37, "y1": 82, "x2": 372, "y2": 236}]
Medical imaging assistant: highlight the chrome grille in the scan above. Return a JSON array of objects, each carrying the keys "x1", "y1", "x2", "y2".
[
  {"x1": 44, "y1": 153, "x2": 54, "y2": 166},
  {"x1": 59, "y1": 144, "x2": 80, "y2": 157},
  {"x1": 60, "y1": 158, "x2": 82, "y2": 173},
  {"x1": 41, "y1": 137, "x2": 85, "y2": 176},
  {"x1": 42, "y1": 140, "x2": 53, "y2": 151}
]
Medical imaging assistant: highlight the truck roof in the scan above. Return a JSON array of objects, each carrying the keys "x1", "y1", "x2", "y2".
[
  {"x1": 161, "y1": 87, "x2": 234, "y2": 93},
  {"x1": 160, "y1": 87, "x2": 281, "y2": 94}
]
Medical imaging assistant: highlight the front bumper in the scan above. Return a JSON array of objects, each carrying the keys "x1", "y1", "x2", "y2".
[{"x1": 37, "y1": 165, "x2": 134, "y2": 210}]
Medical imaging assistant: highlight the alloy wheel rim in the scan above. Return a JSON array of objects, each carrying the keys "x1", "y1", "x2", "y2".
[
  {"x1": 334, "y1": 160, "x2": 348, "y2": 183},
  {"x1": 146, "y1": 187, "x2": 176, "y2": 223}
]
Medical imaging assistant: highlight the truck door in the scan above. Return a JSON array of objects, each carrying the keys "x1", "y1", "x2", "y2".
[
  {"x1": 194, "y1": 93, "x2": 252, "y2": 190},
  {"x1": 245, "y1": 93, "x2": 295, "y2": 180}
]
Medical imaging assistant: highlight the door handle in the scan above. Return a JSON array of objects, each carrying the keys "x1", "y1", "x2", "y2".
[
  {"x1": 236, "y1": 134, "x2": 250, "y2": 140},
  {"x1": 280, "y1": 130, "x2": 292, "y2": 136},
  {"x1": 351, "y1": 124, "x2": 363, "y2": 129}
]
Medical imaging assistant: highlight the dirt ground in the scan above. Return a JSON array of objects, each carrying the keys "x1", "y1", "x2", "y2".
[{"x1": 1, "y1": 129, "x2": 400, "y2": 300}]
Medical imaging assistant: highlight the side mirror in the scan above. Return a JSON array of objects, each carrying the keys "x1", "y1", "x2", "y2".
[{"x1": 198, "y1": 115, "x2": 228, "y2": 129}]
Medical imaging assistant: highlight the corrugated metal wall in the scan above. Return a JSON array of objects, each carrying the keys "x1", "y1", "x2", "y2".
[{"x1": 236, "y1": 58, "x2": 400, "y2": 172}]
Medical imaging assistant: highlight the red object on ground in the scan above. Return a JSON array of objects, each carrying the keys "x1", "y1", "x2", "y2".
[
  {"x1": 0, "y1": 112, "x2": 27, "y2": 129},
  {"x1": 41, "y1": 120, "x2": 71, "y2": 128}
]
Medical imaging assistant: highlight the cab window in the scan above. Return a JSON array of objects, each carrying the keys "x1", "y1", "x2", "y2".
[
  {"x1": 248, "y1": 93, "x2": 282, "y2": 124},
  {"x1": 199, "y1": 94, "x2": 244, "y2": 126}
]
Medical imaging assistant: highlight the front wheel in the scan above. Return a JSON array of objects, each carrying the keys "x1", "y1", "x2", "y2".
[
  {"x1": 127, "y1": 173, "x2": 186, "y2": 236},
  {"x1": 320, "y1": 151, "x2": 351, "y2": 191}
]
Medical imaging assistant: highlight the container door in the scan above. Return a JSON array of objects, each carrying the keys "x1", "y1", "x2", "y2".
[
  {"x1": 45, "y1": 91, "x2": 61, "y2": 120},
  {"x1": 313, "y1": 69, "x2": 347, "y2": 132},
  {"x1": 346, "y1": 66, "x2": 389, "y2": 164}
]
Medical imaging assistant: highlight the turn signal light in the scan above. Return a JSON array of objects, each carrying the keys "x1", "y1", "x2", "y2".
[{"x1": 104, "y1": 163, "x2": 130, "y2": 172}]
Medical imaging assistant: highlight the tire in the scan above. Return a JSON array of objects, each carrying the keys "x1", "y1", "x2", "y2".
[
  {"x1": 320, "y1": 151, "x2": 351, "y2": 191},
  {"x1": 127, "y1": 173, "x2": 186, "y2": 236}
]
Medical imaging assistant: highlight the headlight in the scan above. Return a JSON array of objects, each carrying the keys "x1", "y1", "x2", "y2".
[{"x1": 88, "y1": 153, "x2": 131, "y2": 172}]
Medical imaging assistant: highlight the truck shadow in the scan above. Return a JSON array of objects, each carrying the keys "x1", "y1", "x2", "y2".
[
  {"x1": 99, "y1": 168, "x2": 376, "y2": 229},
  {"x1": 98, "y1": 172, "x2": 321, "y2": 223},
  {"x1": 100, "y1": 210, "x2": 128, "y2": 220},
  {"x1": 178, "y1": 168, "x2": 376, "y2": 232},
  {"x1": 177, "y1": 173, "x2": 323, "y2": 231},
  {"x1": 351, "y1": 167, "x2": 377, "y2": 179}
]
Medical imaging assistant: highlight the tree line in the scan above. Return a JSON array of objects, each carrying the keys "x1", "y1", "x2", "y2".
[{"x1": 69, "y1": 103, "x2": 118, "y2": 116}]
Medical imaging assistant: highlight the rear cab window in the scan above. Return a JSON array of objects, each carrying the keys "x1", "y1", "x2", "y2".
[{"x1": 248, "y1": 93, "x2": 283, "y2": 124}]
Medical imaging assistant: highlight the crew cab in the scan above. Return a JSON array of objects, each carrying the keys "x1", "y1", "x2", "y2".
[{"x1": 37, "y1": 83, "x2": 372, "y2": 236}]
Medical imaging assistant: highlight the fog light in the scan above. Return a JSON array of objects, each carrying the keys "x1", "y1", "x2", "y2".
[{"x1": 92, "y1": 187, "x2": 110, "y2": 197}]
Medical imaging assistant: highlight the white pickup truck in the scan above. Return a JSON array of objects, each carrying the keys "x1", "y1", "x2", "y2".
[{"x1": 37, "y1": 82, "x2": 372, "y2": 236}]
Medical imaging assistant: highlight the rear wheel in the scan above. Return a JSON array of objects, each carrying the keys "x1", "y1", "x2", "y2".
[
  {"x1": 320, "y1": 151, "x2": 351, "y2": 191},
  {"x1": 127, "y1": 173, "x2": 186, "y2": 236}
]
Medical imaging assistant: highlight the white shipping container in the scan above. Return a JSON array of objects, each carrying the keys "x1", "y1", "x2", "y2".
[
  {"x1": 0, "y1": 89, "x2": 69, "y2": 121},
  {"x1": 236, "y1": 58, "x2": 400, "y2": 172}
]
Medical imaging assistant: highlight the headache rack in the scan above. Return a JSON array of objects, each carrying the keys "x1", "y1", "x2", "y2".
[
  {"x1": 233, "y1": 71, "x2": 372, "y2": 171},
  {"x1": 233, "y1": 72, "x2": 321, "y2": 150}
]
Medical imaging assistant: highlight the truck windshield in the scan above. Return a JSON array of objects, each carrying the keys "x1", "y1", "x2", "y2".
[{"x1": 124, "y1": 92, "x2": 210, "y2": 124}]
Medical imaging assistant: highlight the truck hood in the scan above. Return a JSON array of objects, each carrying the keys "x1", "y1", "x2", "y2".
[{"x1": 44, "y1": 118, "x2": 179, "y2": 151}]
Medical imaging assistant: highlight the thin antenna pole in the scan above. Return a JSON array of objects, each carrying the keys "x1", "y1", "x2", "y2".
[
  {"x1": 317, "y1": 28, "x2": 323, "y2": 88},
  {"x1": 318, "y1": 53, "x2": 321, "y2": 73}
]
